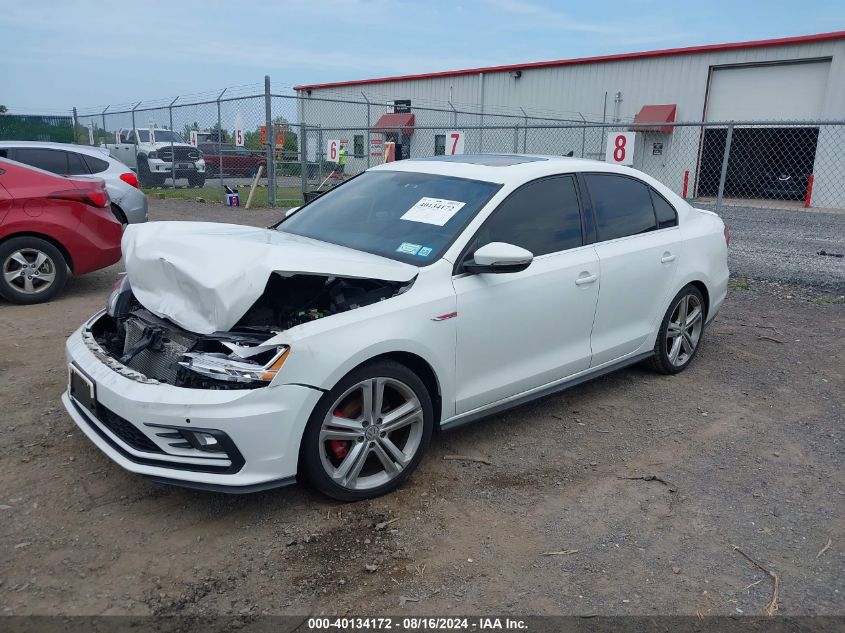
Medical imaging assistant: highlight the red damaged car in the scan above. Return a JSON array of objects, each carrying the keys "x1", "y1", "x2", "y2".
[{"x1": 0, "y1": 158, "x2": 122, "y2": 304}]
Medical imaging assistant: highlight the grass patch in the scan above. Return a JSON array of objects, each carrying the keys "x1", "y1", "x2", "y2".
[
  {"x1": 728, "y1": 278, "x2": 751, "y2": 291},
  {"x1": 810, "y1": 295, "x2": 845, "y2": 305},
  {"x1": 142, "y1": 185, "x2": 302, "y2": 208}
]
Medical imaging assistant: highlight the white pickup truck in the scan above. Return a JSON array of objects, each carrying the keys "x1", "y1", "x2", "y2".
[{"x1": 106, "y1": 128, "x2": 206, "y2": 187}]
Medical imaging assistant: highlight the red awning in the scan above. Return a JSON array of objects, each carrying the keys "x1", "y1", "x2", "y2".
[
  {"x1": 631, "y1": 104, "x2": 677, "y2": 133},
  {"x1": 372, "y1": 113, "x2": 415, "y2": 135}
]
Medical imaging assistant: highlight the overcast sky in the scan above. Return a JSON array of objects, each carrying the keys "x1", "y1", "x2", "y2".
[{"x1": 2, "y1": 0, "x2": 842, "y2": 113}]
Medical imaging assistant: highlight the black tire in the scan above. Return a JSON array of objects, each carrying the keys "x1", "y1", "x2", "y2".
[
  {"x1": 299, "y1": 360, "x2": 434, "y2": 501},
  {"x1": 188, "y1": 174, "x2": 206, "y2": 188},
  {"x1": 0, "y1": 236, "x2": 69, "y2": 304},
  {"x1": 647, "y1": 284, "x2": 706, "y2": 375}
]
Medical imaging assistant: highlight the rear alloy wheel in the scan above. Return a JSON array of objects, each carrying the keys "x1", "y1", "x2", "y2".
[
  {"x1": 300, "y1": 361, "x2": 433, "y2": 500},
  {"x1": 648, "y1": 285, "x2": 705, "y2": 374},
  {"x1": 0, "y1": 237, "x2": 68, "y2": 304}
]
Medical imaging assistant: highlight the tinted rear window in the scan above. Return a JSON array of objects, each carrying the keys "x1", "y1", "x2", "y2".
[
  {"x1": 13, "y1": 148, "x2": 68, "y2": 175},
  {"x1": 584, "y1": 174, "x2": 657, "y2": 241},
  {"x1": 83, "y1": 154, "x2": 110, "y2": 173},
  {"x1": 650, "y1": 189, "x2": 678, "y2": 229},
  {"x1": 66, "y1": 152, "x2": 90, "y2": 175}
]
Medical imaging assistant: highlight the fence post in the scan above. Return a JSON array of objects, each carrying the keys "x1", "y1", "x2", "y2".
[
  {"x1": 71, "y1": 107, "x2": 79, "y2": 144},
  {"x1": 716, "y1": 123, "x2": 734, "y2": 212},
  {"x1": 216, "y1": 88, "x2": 226, "y2": 188},
  {"x1": 520, "y1": 108, "x2": 528, "y2": 153},
  {"x1": 264, "y1": 76, "x2": 276, "y2": 207},
  {"x1": 317, "y1": 127, "x2": 323, "y2": 187},
  {"x1": 300, "y1": 123, "x2": 308, "y2": 200},
  {"x1": 513, "y1": 125, "x2": 519, "y2": 153},
  {"x1": 578, "y1": 113, "x2": 587, "y2": 158},
  {"x1": 101, "y1": 106, "x2": 109, "y2": 138},
  {"x1": 449, "y1": 101, "x2": 457, "y2": 128},
  {"x1": 131, "y1": 102, "x2": 140, "y2": 160},
  {"x1": 168, "y1": 97, "x2": 179, "y2": 189},
  {"x1": 362, "y1": 92, "x2": 371, "y2": 169}
]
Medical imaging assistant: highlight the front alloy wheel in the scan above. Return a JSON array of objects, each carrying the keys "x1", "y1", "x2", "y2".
[
  {"x1": 0, "y1": 237, "x2": 68, "y2": 304},
  {"x1": 301, "y1": 361, "x2": 433, "y2": 500},
  {"x1": 649, "y1": 285, "x2": 706, "y2": 374}
]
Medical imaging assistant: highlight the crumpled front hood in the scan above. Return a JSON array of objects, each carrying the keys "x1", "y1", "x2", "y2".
[{"x1": 122, "y1": 221, "x2": 418, "y2": 334}]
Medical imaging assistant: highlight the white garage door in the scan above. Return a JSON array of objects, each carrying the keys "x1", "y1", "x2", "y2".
[{"x1": 705, "y1": 60, "x2": 830, "y2": 122}]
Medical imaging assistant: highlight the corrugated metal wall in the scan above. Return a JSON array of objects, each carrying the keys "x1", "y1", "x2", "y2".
[{"x1": 302, "y1": 40, "x2": 845, "y2": 123}]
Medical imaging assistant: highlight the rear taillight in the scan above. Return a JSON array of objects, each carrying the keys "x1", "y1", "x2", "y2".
[
  {"x1": 49, "y1": 187, "x2": 110, "y2": 209},
  {"x1": 723, "y1": 225, "x2": 731, "y2": 247},
  {"x1": 119, "y1": 172, "x2": 140, "y2": 188}
]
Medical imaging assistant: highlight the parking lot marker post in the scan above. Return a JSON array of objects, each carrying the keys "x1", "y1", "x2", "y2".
[
  {"x1": 300, "y1": 123, "x2": 308, "y2": 202},
  {"x1": 130, "y1": 102, "x2": 140, "y2": 165},
  {"x1": 682, "y1": 170, "x2": 689, "y2": 199},
  {"x1": 716, "y1": 123, "x2": 734, "y2": 212},
  {"x1": 804, "y1": 174, "x2": 815, "y2": 208},
  {"x1": 362, "y1": 92, "x2": 371, "y2": 169}
]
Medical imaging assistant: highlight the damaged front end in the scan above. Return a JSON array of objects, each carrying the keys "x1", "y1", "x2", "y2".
[{"x1": 88, "y1": 272, "x2": 409, "y2": 389}]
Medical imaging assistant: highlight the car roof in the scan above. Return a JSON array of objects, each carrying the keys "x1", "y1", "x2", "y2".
[
  {"x1": 371, "y1": 154, "x2": 635, "y2": 183},
  {"x1": 0, "y1": 140, "x2": 115, "y2": 160}
]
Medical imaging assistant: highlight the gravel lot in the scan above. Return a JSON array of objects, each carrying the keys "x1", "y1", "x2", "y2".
[
  {"x1": 0, "y1": 199, "x2": 842, "y2": 617},
  {"x1": 715, "y1": 204, "x2": 845, "y2": 294}
]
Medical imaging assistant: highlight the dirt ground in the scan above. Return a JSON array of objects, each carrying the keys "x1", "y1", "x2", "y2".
[{"x1": 0, "y1": 200, "x2": 843, "y2": 616}]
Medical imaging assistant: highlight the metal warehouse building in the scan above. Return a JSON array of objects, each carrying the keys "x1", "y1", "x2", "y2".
[{"x1": 294, "y1": 31, "x2": 845, "y2": 208}]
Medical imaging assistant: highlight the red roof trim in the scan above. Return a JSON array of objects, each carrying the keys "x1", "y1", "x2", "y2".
[{"x1": 294, "y1": 31, "x2": 845, "y2": 91}]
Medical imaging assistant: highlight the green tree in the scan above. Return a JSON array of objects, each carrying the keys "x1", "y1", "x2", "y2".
[
  {"x1": 182, "y1": 121, "x2": 200, "y2": 141},
  {"x1": 0, "y1": 105, "x2": 7, "y2": 114}
]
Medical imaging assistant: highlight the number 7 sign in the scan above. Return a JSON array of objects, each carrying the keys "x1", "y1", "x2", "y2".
[{"x1": 446, "y1": 131, "x2": 464, "y2": 155}]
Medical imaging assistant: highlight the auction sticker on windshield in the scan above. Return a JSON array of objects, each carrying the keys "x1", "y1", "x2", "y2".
[{"x1": 400, "y1": 197, "x2": 467, "y2": 226}]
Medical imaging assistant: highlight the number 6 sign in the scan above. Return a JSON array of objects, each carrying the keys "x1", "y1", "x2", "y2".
[
  {"x1": 326, "y1": 139, "x2": 340, "y2": 163},
  {"x1": 446, "y1": 131, "x2": 464, "y2": 155},
  {"x1": 605, "y1": 132, "x2": 635, "y2": 166}
]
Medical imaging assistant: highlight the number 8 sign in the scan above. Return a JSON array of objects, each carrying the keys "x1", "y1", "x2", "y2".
[{"x1": 605, "y1": 132, "x2": 635, "y2": 166}]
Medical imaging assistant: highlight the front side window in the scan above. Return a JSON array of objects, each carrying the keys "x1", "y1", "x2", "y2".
[
  {"x1": 468, "y1": 175, "x2": 583, "y2": 258},
  {"x1": 434, "y1": 135, "x2": 446, "y2": 156},
  {"x1": 584, "y1": 174, "x2": 657, "y2": 241},
  {"x1": 279, "y1": 171, "x2": 500, "y2": 265}
]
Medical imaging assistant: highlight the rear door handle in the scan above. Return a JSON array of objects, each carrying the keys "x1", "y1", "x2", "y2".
[
  {"x1": 661, "y1": 253, "x2": 676, "y2": 263},
  {"x1": 575, "y1": 273, "x2": 598, "y2": 286}
]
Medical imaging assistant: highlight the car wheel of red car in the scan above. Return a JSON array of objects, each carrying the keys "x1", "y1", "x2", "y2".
[{"x1": 0, "y1": 236, "x2": 69, "y2": 304}]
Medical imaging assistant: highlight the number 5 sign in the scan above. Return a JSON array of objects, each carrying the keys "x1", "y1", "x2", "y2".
[
  {"x1": 446, "y1": 131, "x2": 464, "y2": 155},
  {"x1": 235, "y1": 127, "x2": 244, "y2": 147},
  {"x1": 605, "y1": 132, "x2": 635, "y2": 166},
  {"x1": 326, "y1": 139, "x2": 340, "y2": 163}
]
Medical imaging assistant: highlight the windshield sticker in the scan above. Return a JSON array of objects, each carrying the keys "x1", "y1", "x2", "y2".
[
  {"x1": 396, "y1": 242, "x2": 422, "y2": 255},
  {"x1": 417, "y1": 246, "x2": 433, "y2": 257},
  {"x1": 400, "y1": 197, "x2": 467, "y2": 226}
]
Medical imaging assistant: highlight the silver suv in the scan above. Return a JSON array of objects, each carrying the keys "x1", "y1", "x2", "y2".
[{"x1": 0, "y1": 141, "x2": 148, "y2": 224}]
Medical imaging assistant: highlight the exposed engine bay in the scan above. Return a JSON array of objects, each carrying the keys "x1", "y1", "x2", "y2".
[{"x1": 90, "y1": 273, "x2": 409, "y2": 389}]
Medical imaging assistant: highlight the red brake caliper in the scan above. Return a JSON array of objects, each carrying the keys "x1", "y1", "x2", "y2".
[{"x1": 328, "y1": 409, "x2": 351, "y2": 459}]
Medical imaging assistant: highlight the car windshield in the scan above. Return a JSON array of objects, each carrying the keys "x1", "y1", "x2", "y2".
[
  {"x1": 278, "y1": 170, "x2": 501, "y2": 265},
  {"x1": 141, "y1": 130, "x2": 184, "y2": 143}
]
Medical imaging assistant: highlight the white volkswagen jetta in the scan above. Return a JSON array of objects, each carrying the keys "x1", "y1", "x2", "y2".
[{"x1": 62, "y1": 155, "x2": 729, "y2": 500}]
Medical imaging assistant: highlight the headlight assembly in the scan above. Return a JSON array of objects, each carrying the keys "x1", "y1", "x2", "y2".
[{"x1": 179, "y1": 346, "x2": 289, "y2": 384}]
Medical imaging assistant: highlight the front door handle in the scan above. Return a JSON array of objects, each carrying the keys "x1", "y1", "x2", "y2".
[
  {"x1": 661, "y1": 253, "x2": 677, "y2": 263},
  {"x1": 575, "y1": 273, "x2": 598, "y2": 286}
]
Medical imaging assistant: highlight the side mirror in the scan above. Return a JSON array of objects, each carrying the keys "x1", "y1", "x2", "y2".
[
  {"x1": 464, "y1": 242, "x2": 533, "y2": 274},
  {"x1": 284, "y1": 206, "x2": 300, "y2": 218}
]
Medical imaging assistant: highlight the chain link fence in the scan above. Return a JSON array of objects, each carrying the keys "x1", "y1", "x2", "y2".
[{"x1": 12, "y1": 77, "x2": 839, "y2": 211}]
